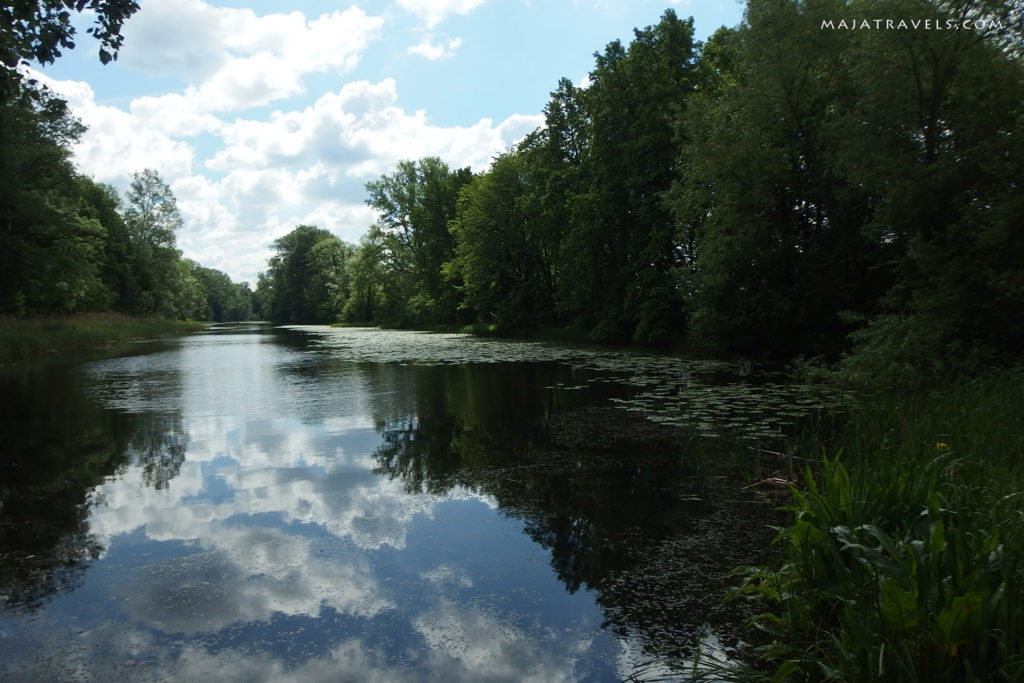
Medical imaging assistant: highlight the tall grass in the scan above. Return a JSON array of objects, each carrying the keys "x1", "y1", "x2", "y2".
[
  {"x1": 0, "y1": 314, "x2": 205, "y2": 362},
  {"x1": 726, "y1": 369, "x2": 1024, "y2": 681}
]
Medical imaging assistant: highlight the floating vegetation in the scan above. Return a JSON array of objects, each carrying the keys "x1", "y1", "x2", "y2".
[{"x1": 288, "y1": 326, "x2": 857, "y2": 446}]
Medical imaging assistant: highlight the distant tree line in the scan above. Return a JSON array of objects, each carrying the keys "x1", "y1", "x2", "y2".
[
  {"x1": 260, "y1": 0, "x2": 1023, "y2": 373},
  {"x1": 5, "y1": 0, "x2": 1021, "y2": 372},
  {"x1": 0, "y1": 83, "x2": 253, "y2": 321},
  {"x1": 2, "y1": 0, "x2": 254, "y2": 322}
]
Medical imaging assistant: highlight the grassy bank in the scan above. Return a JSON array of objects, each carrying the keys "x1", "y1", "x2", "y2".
[
  {"x1": 0, "y1": 314, "x2": 206, "y2": 362},
  {"x1": 720, "y1": 369, "x2": 1024, "y2": 682}
]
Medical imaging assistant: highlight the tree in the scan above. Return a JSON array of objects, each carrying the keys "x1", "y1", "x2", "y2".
[
  {"x1": 75, "y1": 176, "x2": 132, "y2": 311},
  {"x1": 665, "y1": 0, "x2": 1024, "y2": 364},
  {"x1": 120, "y1": 169, "x2": 183, "y2": 316},
  {"x1": 176, "y1": 258, "x2": 209, "y2": 321},
  {"x1": 449, "y1": 142, "x2": 556, "y2": 332},
  {"x1": 364, "y1": 157, "x2": 473, "y2": 326},
  {"x1": 838, "y1": 0, "x2": 1024, "y2": 373},
  {"x1": 0, "y1": 84, "x2": 108, "y2": 314},
  {"x1": 1, "y1": 0, "x2": 140, "y2": 101},
  {"x1": 558, "y1": 9, "x2": 699, "y2": 344},
  {"x1": 262, "y1": 225, "x2": 351, "y2": 324},
  {"x1": 342, "y1": 235, "x2": 386, "y2": 324}
]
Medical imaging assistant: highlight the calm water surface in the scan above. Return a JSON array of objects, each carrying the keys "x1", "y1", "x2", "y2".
[{"x1": 1, "y1": 325, "x2": 838, "y2": 681}]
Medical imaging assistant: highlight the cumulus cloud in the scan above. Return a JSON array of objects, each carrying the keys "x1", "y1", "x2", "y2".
[
  {"x1": 396, "y1": 0, "x2": 489, "y2": 29},
  {"x1": 119, "y1": 0, "x2": 383, "y2": 111},
  {"x1": 32, "y1": 69, "x2": 196, "y2": 181},
  {"x1": 31, "y1": 0, "x2": 542, "y2": 284},
  {"x1": 407, "y1": 35, "x2": 463, "y2": 60},
  {"x1": 205, "y1": 78, "x2": 542, "y2": 177}
]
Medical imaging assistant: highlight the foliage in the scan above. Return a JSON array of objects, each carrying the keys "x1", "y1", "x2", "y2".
[
  {"x1": 340, "y1": 234, "x2": 387, "y2": 324},
  {"x1": 119, "y1": 169, "x2": 184, "y2": 316},
  {"x1": 1, "y1": 0, "x2": 140, "y2": 100},
  {"x1": 363, "y1": 157, "x2": 473, "y2": 326},
  {"x1": 435, "y1": 10, "x2": 700, "y2": 344},
  {"x1": 0, "y1": 84, "x2": 100, "y2": 315},
  {"x1": 258, "y1": 225, "x2": 353, "y2": 325},
  {"x1": 729, "y1": 370, "x2": 1024, "y2": 681},
  {"x1": 570, "y1": 9, "x2": 698, "y2": 344},
  {"x1": 665, "y1": 0, "x2": 1023, "y2": 362},
  {"x1": 448, "y1": 143, "x2": 557, "y2": 333},
  {"x1": 0, "y1": 81, "x2": 252, "y2": 324}
]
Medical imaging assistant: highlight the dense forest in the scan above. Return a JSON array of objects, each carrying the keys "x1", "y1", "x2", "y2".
[
  {"x1": 3, "y1": 0, "x2": 1022, "y2": 376},
  {"x1": 0, "y1": 91, "x2": 253, "y2": 322},
  {"x1": 256, "y1": 0, "x2": 1023, "y2": 379},
  {"x1": 1, "y1": 0, "x2": 252, "y2": 323}
]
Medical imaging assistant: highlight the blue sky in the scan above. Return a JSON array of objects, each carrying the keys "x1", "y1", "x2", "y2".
[{"x1": 37, "y1": 0, "x2": 745, "y2": 284}]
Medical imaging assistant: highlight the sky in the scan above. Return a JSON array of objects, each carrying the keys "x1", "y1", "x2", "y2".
[{"x1": 34, "y1": 0, "x2": 746, "y2": 285}]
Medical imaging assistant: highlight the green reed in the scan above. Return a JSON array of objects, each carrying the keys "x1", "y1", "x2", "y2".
[
  {"x1": 723, "y1": 369, "x2": 1024, "y2": 682},
  {"x1": 0, "y1": 314, "x2": 204, "y2": 361}
]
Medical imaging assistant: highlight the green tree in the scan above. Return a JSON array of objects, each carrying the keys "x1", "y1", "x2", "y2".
[
  {"x1": 121, "y1": 169, "x2": 183, "y2": 316},
  {"x1": 537, "y1": 78, "x2": 588, "y2": 329},
  {"x1": 669, "y1": 0, "x2": 1024, "y2": 363},
  {"x1": 1, "y1": 0, "x2": 140, "y2": 101},
  {"x1": 75, "y1": 176, "x2": 132, "y2": 311},
  {"x1": 670, "y1": 0, "x2": 897, "y2": 356},
  {"x1": 449, "y1": 142, "x2": 555, "y2": 332},
  {"x1": 176, "y1": 259, "x2": 209, "y2": 321},
  {"x1": 364, "y1": 157, "x2": 473, "y2": 326},
  {"x1": 838, "y1": 0, "x2": 1024, "y2": 375},
  {"x1": 262, "y1": 225, "x2": 351, "y2": 324},
  {"x1": 559, "y1": 9, "x2": 699, "y2": 344},
  {"x1": 0, "y1": 84, "x2": 108, "y2": 314},
  {"x1": 342, "y1": 234, "x2": 386, "y2": 323}
]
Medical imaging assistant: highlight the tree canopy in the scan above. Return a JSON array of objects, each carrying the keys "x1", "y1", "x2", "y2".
[
  {"x1": 0, "y1": 82, "x2": 252, "y2": 321},
  {"x1": 7, "y1": 0, "x2": 1023, "y2": 380},
  {"x1": 335, "y1": 2, "x2": 1021, "y2": 377},
  {"x1": 1, "y1": 0, "x2": 140, "y2": 100}
]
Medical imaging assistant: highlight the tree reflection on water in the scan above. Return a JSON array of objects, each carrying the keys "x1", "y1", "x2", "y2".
[
  {"x1": 0, "y1": 365, "x2": 188, "y2": 610},
  {"x1": 369, "y1": 362, "x2": 782, "y2": 663}
]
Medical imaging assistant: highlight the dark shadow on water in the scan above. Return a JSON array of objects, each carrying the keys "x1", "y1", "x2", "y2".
[
  {"x1": 367, "y1": 362, "x2": 785, "y2": 665},
  {"x1": 0, "y1": 365, "x2": 189, "y2": 611}
]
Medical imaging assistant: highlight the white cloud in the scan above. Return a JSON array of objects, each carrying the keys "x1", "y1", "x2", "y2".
[
  {"x1": 39, "y1": 75, "x2": 197, "y2": 181},
  {"x1": 408, "y1": 35, "x2": 463, "y2": 60},
  {"x1": 413, "y1": 599, "x2": 583, "y2": 682},
  {"x1": 129, "y1": 93, "x2": 223, "y2": 137},
  {"x1": 189, "y1": 51, "x2": 305, "y2": 111},
  {"x1": 120, "y1": 0, "x2": 383, "y2": 112},
  {"x1": 397, "y1": 0, "x2": 489, "y2": 29},
  {"x1": 33, "y1": 9, "x2": 542, "y2": 284},
  {"x1": 117, "y1": 0, "x2": 226, "y2": 78}
]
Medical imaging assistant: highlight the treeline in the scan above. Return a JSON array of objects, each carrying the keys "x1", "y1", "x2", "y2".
[
  {"x1": 260, "y1": 0, "x2": 1023, "y2": 375},
  {"x1": 0, "y1": 83, "x2": 253, "y2": 322}
]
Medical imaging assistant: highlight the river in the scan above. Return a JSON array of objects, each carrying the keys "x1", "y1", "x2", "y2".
[{"x1": 0, "y1": 324, "x2": 847, "y2": 681}]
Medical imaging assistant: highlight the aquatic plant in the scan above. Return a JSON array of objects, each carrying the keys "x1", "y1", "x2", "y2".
[
  {"x1": 0, "y1": 314, "x2": 204, "y2": 362},
  {"x1": 727, "y1": 370, "x2": 1024, "y2": 681}
]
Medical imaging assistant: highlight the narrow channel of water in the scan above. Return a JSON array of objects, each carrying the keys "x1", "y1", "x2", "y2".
[{"x1": 1, "y1": 325, "x2": 843, "y2": 681}]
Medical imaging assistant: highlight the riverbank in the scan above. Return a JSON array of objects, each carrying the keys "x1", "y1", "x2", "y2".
[
  {"x1": 725, "y1": 368, "x2": 1024, "y2": 681},
  {"x1": 0, "y1": 314, "x2": 206, "y2": 363}
]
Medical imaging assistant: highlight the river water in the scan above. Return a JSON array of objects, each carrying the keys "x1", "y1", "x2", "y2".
[{"x1": 0, "y1": 325, "x2": 846, "y2": 681}]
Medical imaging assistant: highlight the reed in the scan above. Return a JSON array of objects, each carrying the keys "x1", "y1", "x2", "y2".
[
  {"x1": 0, "y1": 314, "x2": 205, "y2": 361},
  {"x1": 724, "y1": 369, "x2": 1024, "y2": 681}
]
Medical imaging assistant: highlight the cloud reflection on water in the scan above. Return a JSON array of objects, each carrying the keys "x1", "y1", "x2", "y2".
[
  {"x1": 55, "y1": 329, "x2": 625, "y2": 681},
  {"x1": 3, "y1": 325, "x2": 796, "y2": 681}
]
